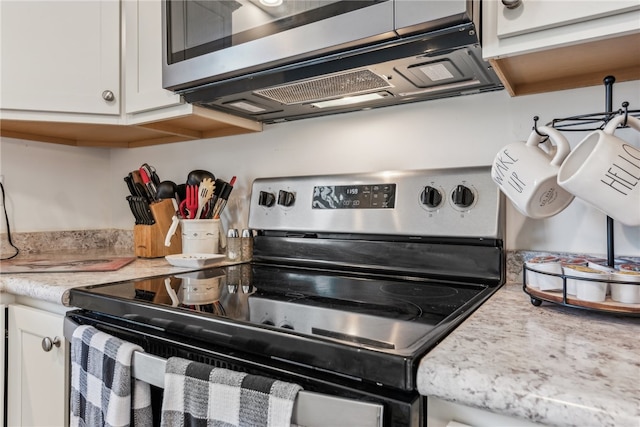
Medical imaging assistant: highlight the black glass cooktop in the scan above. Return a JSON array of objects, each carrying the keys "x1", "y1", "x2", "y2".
[
  {"x1": 69, "y1": 262, "x2": 496, "y2": 390},
  {"x1": 73, "y1": 263, "x2": 487, "y2": 351}
]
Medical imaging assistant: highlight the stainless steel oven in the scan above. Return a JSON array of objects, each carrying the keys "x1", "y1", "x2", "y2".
[{"x1": 65, "y1": 167, "x2": 505, "y2": 426}]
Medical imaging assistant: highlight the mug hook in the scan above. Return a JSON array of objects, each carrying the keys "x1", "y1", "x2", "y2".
[
  {"x1": 532, "y1": 116, "x2": 544, "y2": 136},
  {"x1": 532, "y1": 116, "x2": 550, "y2": 144},
  {"x1": 621, "y1": 101, "x2": 629, "y2": 127}
]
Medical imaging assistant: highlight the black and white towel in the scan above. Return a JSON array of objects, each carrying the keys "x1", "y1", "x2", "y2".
[
  {"x1": 161, "y1": 357, "x2": 302, "y2": 427},
  {"x1": 70, "y1": 325, "x2": 153, "y2": 427}
]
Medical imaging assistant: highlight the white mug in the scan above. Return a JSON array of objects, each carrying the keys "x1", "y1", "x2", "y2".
[
  {"x1": 557, "y1": 115, "x2": 640, "y2": 226},
  {"x1": 491, "y1": 126, "x2": 574, "y2": 219}
]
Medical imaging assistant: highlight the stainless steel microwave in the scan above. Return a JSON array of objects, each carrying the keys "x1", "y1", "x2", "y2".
[{"x1": 162, "y1": 0, "x2": 503, "y2": 122}]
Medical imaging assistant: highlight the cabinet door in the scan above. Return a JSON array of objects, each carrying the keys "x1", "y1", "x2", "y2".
[
  {"x1": 7, "y1": 305, "x2": 66, "y2": 427},
  {"x1": 427, "y1": 397, "x2": 545, "y2": 427},
  {"x1": 124, "y1": 0, "x2": 183, "y2": 115},
  {"x1": 496, "y1": 0, "x2": 640, "y2": 39},
  {"x1": 0, "y1": 0, "x2": 120, "y2": 115}
]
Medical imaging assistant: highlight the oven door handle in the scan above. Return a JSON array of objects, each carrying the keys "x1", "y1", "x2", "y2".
[
  {"x1": 132, "y1": 352, "x2": 385, "y2": 427},
  {"x1": 64, "y1": 317, "x2": 384, "y2": 427}
]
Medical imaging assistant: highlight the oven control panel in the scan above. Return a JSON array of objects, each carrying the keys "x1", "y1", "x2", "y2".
[
  {"x1": 248, "y1": 167, "x2": 504, "y2": 238},
  {"x1": 312, "y1": 183, "x2": 396, "y2": 209}
]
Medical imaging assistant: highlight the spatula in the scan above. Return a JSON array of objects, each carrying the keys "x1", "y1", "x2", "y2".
[{"x1": 195, "y1": 178, "x2": 215, "y2": 220}]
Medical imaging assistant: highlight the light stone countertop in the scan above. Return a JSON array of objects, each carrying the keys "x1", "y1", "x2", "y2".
[
  {"x1": 417, "y1": 283, "x2": 640, "y2": 427},
  {"x1": 0, "y1": 250, "x2": 227, "y2": 305}
]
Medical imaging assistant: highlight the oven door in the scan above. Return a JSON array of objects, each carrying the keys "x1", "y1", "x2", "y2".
[
  {"x1": 64, "y1": 311, "x2": 423, "y2": 426},
  {"x1": 162, "y1": 0, "x2": 395, "y2": 90}
]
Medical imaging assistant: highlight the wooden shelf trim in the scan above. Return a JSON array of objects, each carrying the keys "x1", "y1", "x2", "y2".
[
  {"x1": 490, "y1": 33, "x2": 640, "y2": 96},
  {"x1": 0, "y1": 106, "x2": 262, "y2": 148}
]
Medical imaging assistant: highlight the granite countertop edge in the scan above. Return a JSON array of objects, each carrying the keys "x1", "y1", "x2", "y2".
[
  {"x1": 0, "y1": 253, "x2": 227, "y2": 305},
  {"x1": 417, "y1": 283, "x2": 640, "y2": 427}
]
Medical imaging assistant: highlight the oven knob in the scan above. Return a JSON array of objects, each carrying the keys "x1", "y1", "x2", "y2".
[
  {"x1": 452, "y1": 185, "x2": 475, "y2": 208},
  {"x1": 277, "y1": 190, "x2": 295, "y2": 207},
  {"x1": 261, "y1": 319, "x2": 275, "y2": 326},
  {"x1": 258, "y1": 191, "x2": 276, "y2": 207},
  {"x1": 420, "y1": 186, "x2": 442, "y2": 208}
]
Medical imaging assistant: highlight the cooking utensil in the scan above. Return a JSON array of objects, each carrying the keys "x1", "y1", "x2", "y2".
[
  {"x1": 195, "y1": 178, "x2": 215, "y2": 220},
  {"x1": 138, "y1": 196, "x2": 155, "y2": 225},
  {"x1": 131, "y1": 171, "x2": 151, "y2": 201},
  {"x1": 126, "y1": 196, "x2": 141, "y2": 224},
  {"x1": 164, "y1": 214, "x2": 181, "y2": 247},
  {"x1": 186, "y1": 169, "x2": 215, "y2": 187},
  {"x1": 141, "y1": 163, "x2": 160, "y2": 186},
  {"x1": 156, "y1": 180, "x2": 178, "y2": 200},
  {"x1": 124, "y1": 175, "x2": 137, "y2": 197},
  {"x1": 139, "y1": 167, "x2": 158, "y2": 201},
  {"x1": 213, "y1": 176, "x2": 235, "y2": 219},
  {"x1": 179, "y1": 185, "x2": 198, "y2": 219},
  {"x1": 128, "y1": 196, "x2": 155, "y2": 225},
  {"x1": 176, "y1": 183, "x2": 186, "y2": 205}
]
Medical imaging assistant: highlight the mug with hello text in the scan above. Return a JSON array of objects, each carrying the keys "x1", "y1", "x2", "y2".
[
  {"x1": 557, "y1": 115, "x2": 640, "y2": 226},
  {"x1": 491, "y1": 126, "x2": 574, "y2": 219}
]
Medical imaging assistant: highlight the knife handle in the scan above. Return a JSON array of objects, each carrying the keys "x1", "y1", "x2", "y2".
[
  {"x1": 124, "y1": 175, "x2": 137, "y2": 197},
  {"x1": 139, "y1": 168, "x2": 158, "y2": 201}
]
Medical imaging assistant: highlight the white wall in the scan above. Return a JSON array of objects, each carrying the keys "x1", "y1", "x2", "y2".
[
  {"x1": 1, "y1": 80, "x2": 639, "y2": 256},
  {"x1": 0, "y1": 141, "x2": 112, "y2": 232}
]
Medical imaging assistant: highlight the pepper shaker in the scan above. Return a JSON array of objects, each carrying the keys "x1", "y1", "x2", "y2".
[
  {"x1": 226, "y1": 228, "x2": 240, "y2": 261},
  {"x1": 241, "y1": 229, "x2": 253, "y2": 262}
]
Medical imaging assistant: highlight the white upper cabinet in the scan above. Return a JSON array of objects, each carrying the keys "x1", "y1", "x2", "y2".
[
  {"x1": 483, "y1": 0, "x2": 640, "y2": 96},
  {"x1": 494, "y1": 0, "x2": 640, "y2": 42},
  {"x1": 123, "y1": 0, "x2": 183, "y2": 115},
  {"x1": 0, "y1": 0, "x2": 121, "y2": 117},
  {"x1": 0, "y1": 0, "x2": 260, "y2": 147}
]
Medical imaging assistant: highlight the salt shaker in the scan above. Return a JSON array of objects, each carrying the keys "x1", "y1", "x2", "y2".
[
  {"x1": 241, "y1": 229, "x2": 253, "y2": 262},
  {"x1": 226, "y1": 228, "x2": 240, "y2": 261}
]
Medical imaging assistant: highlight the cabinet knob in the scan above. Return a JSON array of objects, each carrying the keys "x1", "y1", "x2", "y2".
[
  {"x1": 502, "y1": 0, "x2": 522, "y2": 9},
  {"x1": 102, "y1": 90, "x2": 115, "y2": 102},
  {"x1": 41, "y1": 336, "x2": 61, "y2": 352}
]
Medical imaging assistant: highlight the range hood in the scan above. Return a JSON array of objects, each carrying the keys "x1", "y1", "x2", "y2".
[{"x1": 164, "y1": 0, "x2": 504, "y2": 123}]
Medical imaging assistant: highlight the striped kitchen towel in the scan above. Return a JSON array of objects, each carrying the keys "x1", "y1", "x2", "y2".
[
  {"x1": 160, "y1": 357, "x2": 302, "y2": 427},
  {"x1": 70, "y1": 325, "x2": 152, "y2": 427}
]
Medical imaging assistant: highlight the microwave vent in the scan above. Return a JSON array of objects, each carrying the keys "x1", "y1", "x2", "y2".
[{"x1": 254, "y1": 69, "x2": 393, "y2": 105}]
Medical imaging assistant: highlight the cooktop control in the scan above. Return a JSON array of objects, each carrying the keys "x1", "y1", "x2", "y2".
[{"x1": 248, "y1": 167, "x2": 503, "y2": 238}]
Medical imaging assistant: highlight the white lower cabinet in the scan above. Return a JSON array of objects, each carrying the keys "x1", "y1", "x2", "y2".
[
  {"x1": 7, "y1": 304, "x2": 68, "y2": 427},
  {"x1": 427, "y1": 397, "x2": 545, "y2": 427}
]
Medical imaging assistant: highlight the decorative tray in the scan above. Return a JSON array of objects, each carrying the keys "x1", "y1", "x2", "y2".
[{"x1": 523, "y1": 264, "x2": 640, "y2": 316}]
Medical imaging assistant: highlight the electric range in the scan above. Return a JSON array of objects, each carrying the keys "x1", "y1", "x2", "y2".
[{"x1": 67, "y1": 167, "x2": 505, "y2": 426}]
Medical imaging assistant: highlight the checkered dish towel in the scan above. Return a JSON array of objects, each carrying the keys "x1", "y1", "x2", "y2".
[
  {"x1": 70, "y1": 325, "x2": 152, "y2": 427},
  {"x1": 161, "y1": 357, "x2": 302, "y2": 427}
]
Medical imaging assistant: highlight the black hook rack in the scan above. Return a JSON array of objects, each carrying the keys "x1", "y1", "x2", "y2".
[
  {"x1": 529, "y1": 76, "x2": 638, "y2": 267},
  {"x1": 532, "y1": 116, "x2": 549, "y2": 138}
]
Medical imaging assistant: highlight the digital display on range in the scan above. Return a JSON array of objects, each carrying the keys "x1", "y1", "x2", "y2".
[{"x1": 312, "y1": 184, "x2": 396, "y2": 209}]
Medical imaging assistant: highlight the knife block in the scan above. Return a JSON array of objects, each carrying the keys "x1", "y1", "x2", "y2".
[{"x1": 134, "y1": 199, "x2": 182, "y2": 258}]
